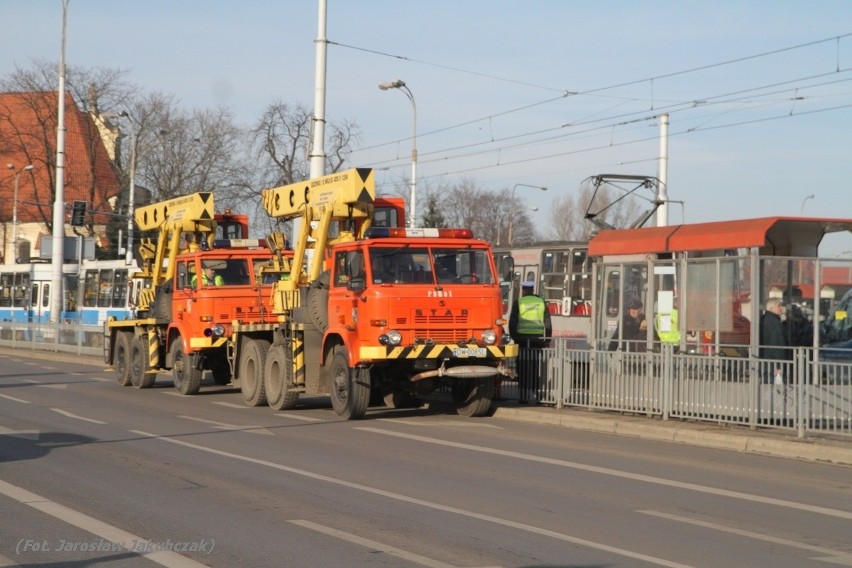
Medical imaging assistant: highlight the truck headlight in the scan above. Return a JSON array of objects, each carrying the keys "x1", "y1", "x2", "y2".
[
  {"x1": 379, "y1": 330, "x2": 402, "y2": 346},
  {"x1": 481, "y1": 330, "x2": 496, "y2": 345},
  {"x1": 205, "y1": 324, "x2": 226, "y2": 338}
]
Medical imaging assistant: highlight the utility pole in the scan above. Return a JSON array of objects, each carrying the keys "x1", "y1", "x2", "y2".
[{"x1": 50, "y1": 0, "x2": 69, "y2": 323}]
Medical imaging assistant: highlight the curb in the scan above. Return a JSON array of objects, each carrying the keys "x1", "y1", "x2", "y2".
[{"x1": 492, "y1": 406, "x2": 852, "y2": 467}]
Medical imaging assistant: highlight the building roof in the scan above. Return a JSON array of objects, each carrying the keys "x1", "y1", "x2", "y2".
[{"x1": 0, "y1": 90, "x2": 121, "y2": 229}]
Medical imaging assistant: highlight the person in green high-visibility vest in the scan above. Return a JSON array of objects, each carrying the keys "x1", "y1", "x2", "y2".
[
  {"x1": 655, "y1": 296, "x2": 680, "y2": 352},
  {"x1": 191, "y1": 262, "x2": 225, "y2": 287},
  {"x1": 509, "y1": 281, "x2": 552, "y2": 404}
]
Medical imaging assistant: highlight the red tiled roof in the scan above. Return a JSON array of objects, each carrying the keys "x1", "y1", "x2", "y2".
[{"x1": 0, "y1": 90, "x2": 120, "y2": 227}]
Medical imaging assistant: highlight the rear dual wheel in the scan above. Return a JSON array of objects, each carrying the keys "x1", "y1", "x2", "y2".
[
  {"x1": 265, "y1": 344, "x2": 299, "y2": 411},
  {"x1": 113, "y1": 332, "x2": 133, "y2": 386},
  {"x1": 130, "y1": 335, "x2": 156, "y2": 389},
  {"x1": 239, "y1": 338, "x2": 269, "y2": 407},
  {"x1": 451, "y1": 376, "x2": 494, "y2": 417}
]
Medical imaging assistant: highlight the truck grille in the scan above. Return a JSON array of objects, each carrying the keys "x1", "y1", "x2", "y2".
[{"x1": 415, "y1": 329, "x2": 469, "y2": 343}]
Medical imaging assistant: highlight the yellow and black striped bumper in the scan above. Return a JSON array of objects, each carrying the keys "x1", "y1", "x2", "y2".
[{"x1": 360, "y1": 343, "x2": 518, "y2": 361}]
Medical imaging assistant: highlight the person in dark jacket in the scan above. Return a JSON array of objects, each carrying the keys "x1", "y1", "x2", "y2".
[{"x1": 760, "y1": 297, "x2": 789, "y2": 383}]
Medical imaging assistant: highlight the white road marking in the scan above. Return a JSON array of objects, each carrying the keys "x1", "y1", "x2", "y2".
[
  {"x1": 357, "y1": 427, "x2": 852, "y2": 521},
  {"x1": 38, "y1": 384, "x2": 67, "y2": 390},
  {"x1": 210, "y1": 401, "x2": 250, "y2": 409},
  {"x1": 161, "y1": 392, "x2": 184, "y2": 397},
  {"x1": 0, "y1": 479, "x2": 209, "y2": 568},
  {"x1": 0, "y1": 394, "x2": 30, "y2": 404},
  {"x1": 0, "y1": 424, "x2": 39, "y2": 440},
  {"x1": 130, "y1": 429, "x2": 695, "y2": 568},
  {"x1": 50, "y1": 408, "x2": 107, "y2": 425},
  {"x1": 290, "y1": 519, "x2": 460, "y2": 568},
  {"x1": 273, "y1": 412, "x2": 324, "y2": 422},
  {"x1": 178, "y1": 415, "x2": 273, "y2": 435},
  {"x1": 89, "y1": 377, "x2": 112, "y2": 382},
  {"x1": 376, "y1": 418, "x2": 502, "y2": 429},
  {"x1": 22, "y1": 379, "x2": 40, "y2": 384},
  {"x1": 641, "y1": 510, "x2": 852, "y2": 565}
]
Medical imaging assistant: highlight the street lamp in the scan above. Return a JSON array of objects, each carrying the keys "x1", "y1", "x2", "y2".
[
  {"x1": 507, "y1": 183, "x2": 547, "y2": 246},
  {"x1": 6, "y1": 163, "x2": 34, "y2": 263},
  {"x1": 800, "y1": 193, "x2": 814, "y2": 214},
  {"x1": 378, "y1": 79, "x2": 417, "y2": 228},
  {"x1": 118, "y1": 111, "x2": 137, "y2": 265}
]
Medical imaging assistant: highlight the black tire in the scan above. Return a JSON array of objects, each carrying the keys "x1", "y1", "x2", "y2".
[
  {"x1": 211, "y1": 361, "x2": 231, "y2": 385},
  {"x1": 328, "y1": 346, "x2": 369, "y2": 420},
  {"x1": 239, "y1": 338, "x2": 269, "y2": 407},
  {"x1": 170, "y1": 339, "x2": 202, "y2": 395},
  {"x1": 307, "y1": 270, "x2": 330, "y2": 333},
  {"x1": 130, "y1": 335, "x2": 156, "y2": 389},
  {"x1": 265, "y1": 344, "x2": 299, "y2": 411},
  {"x1": 383, "y1": 390, "x2": 418, "y2": 409},
  {"x1": 452, "y1": 376, "x2": 494, "y2": 417},
  {"x1": 113, "y1": 332, "x2": 133, "y2": 386}
]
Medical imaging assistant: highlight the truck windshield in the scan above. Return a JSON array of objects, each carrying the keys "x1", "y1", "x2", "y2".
[{"x1": 369, "y1": 246, "x2": 494, "y2": 285}]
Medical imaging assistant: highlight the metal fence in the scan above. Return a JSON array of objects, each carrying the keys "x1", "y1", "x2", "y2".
[
  {"x1": 5, "y1": 322, "x2": 850, "y2": 439},
  {"x1": 0, "y1": 322, "x2": 103, "y2": 358},
  {"x1": 505, "y1": 338, "x2": 852, "y2": 438}
]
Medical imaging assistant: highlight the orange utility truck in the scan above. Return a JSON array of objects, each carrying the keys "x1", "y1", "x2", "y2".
[
  {"x1": 103, "y1": 192, "x2": 276, "y2": 393},
  {"x1": 229, "y1": 168, "x2": 517, "y2": 419}
]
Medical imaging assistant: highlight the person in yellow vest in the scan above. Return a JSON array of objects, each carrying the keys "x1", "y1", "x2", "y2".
[
  {"x1": 655, "y1": 297, "x2": 680, "y2": 351},
  {"x1": 191, "y1": 261, "x2": 225, "y2": 287},
  {"x1": 509, "y1": 281, "x2": 552, "y2": 404}
]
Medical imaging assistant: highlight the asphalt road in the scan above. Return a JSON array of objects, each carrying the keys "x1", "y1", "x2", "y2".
[{"x1": 1, "y1": 352, "x2": 851, "y2": 568}]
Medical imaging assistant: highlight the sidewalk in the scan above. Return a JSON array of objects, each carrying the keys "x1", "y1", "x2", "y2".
[
  {"x1": 3, "y1": 347, "x2": 851, "y2": 467},
  {"x1": 492, "y1": 403, "x2": 852, "y2": 467}
]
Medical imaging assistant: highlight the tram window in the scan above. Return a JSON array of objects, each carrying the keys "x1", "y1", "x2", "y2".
[
  {"x1": 97, "y1": 269, "x2": 113, "y2": 307},
  {"x1": 112, "y1": 270, "x2": 129, "y2": 307},
  {"x1": 83, "y1": 271, "x2": 99, "y2": 308},
  {"x1": 540, "y1": 250, "x2": 572, "y2": 309},
  {"x1": 13, "y1": 276, "x2": 30, "y2": 307},
  {"x1": 43, "y1": 283, "x2": 50, "y2": 309},
  {"x1": 30, "y1": 283, "x2": 38, "y2": 308},
  {"x1": 0, "y1": 274, "x2": 11, "y2": 307}
]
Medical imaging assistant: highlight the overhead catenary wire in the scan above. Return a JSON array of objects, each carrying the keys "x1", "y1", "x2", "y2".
[{"x1": 337, "y1": 33, "x2": 852, "y2": 184}]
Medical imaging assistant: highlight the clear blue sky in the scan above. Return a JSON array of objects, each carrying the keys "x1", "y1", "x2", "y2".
[{"x1": 4, "y1": 0, "x2": 852, "y2": 254}]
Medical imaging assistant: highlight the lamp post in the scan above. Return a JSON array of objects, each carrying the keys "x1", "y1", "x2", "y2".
[
  {"x1": 800, "y1": 193, "x2": 814, "y2": 214},
  {"x1": 378, "y1": 79, "x2": 417, "y2": 228},
  {"x1": 507, "y1": 183, "x2": 547, "y2": 246},
  {"x1": 6, "y1": 163, "x2": 34, "y2": 263},
  {"x1": 118, "y1": 111, "x2": 137, "y2": 265}
]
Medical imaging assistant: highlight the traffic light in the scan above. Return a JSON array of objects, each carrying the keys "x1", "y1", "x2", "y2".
[{"x1": 70, "y1": 200, "x2": 87, "y2": 226}]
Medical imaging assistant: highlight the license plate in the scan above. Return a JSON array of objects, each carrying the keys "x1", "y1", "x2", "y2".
[{"x1": 452, "y1": 347, "x2": 486, "y2": 357}]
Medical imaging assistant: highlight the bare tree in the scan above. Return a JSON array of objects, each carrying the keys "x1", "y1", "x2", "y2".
[
  {"x1": 423, "y1": 179, "x2": 538, "y2": 244},
  {"x1": 247, "y1": 101, "x2": 359, "y2": 237}
]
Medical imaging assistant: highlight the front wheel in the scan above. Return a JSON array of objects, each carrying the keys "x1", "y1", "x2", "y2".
[
  {"x1": 239, "y1": 338, "x2": 269, "y2": 407},
  {"x1": 328, "y1": 347, "x2": 369, "y2": 420},
  {"x1": 170, "y1": 339, "x2": 202, "y2": 395},
  {"x1": 451, "y1": 376, "x2": 494, "y2": 417},
  {"x1": 265, "y1": 344, "x2": 299, "y2": 411}
]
